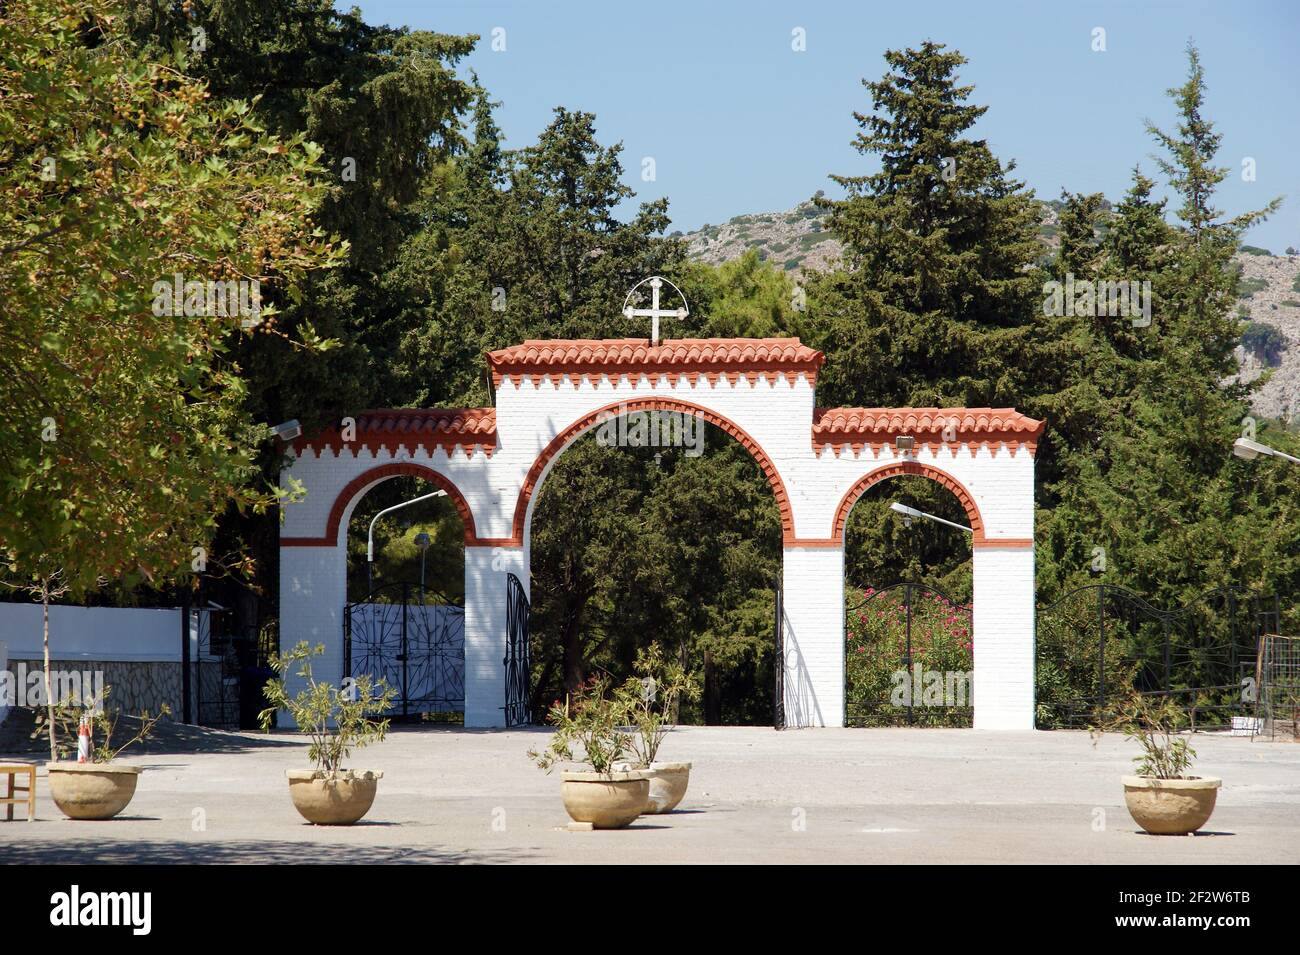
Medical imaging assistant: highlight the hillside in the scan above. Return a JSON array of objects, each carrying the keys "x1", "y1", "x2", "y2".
[{"x1": 678, "y1": 203, "x2": 1300, "y2": 420}]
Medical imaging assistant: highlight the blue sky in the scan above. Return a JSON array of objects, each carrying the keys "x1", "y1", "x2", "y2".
[{"x1": 356, "y1": 0, "x2": 1299, "y2": 251}]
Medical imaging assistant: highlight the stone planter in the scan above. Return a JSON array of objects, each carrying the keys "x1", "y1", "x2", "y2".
[
  {"x1": 559, "y1": 770, "x2": 651, "y2": 829},
  {"x1": 643, "y1": 762, "x2": 692, "y2": 814},
  {"x1": 1122, "y1": 775, "x2": 1221, "y2": 835},
  {"x1": 47, "y1": 762, "x2": 141, "y2": 820},
  {"x1": 286, "y1": 770, "x2": 382, "y2": 825}
]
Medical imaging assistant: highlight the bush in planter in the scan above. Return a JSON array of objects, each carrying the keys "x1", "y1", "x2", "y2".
[
  {"x1": 528, "y1": 676, "x2": 649, "y2": 829},
  {"x1": 35, "y1": 686, "x2": 168, "y2": 820},
  {"x1": 1091, "y1": 693, "x2": 1221, "y2": 835},
  {"x1": 258, "y1": 641, "x2": 396, "y2": 825},
  {"x1": 615, "y1": 646, "x2": 700, "y2": 814}
]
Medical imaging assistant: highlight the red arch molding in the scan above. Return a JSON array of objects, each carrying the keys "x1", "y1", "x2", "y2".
[
  {"x1": 826, "y1": 461, "x2": 989, "y2": 546},
  {"x1": 512, "y1": 397, "x2": 797, "y2": 546},
  {"x1": 280, "y1": 462, "x2": 487, "y2": 547}
]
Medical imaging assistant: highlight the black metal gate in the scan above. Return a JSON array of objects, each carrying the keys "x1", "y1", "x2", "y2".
[
  {"x1": 343, "y1": 581, "x2": 465, "y2": 720},
  {"x1": 503, "y1": 572, "x2": 531, "y2": 727},
  {"x1": 844, "y1": 581, "x2": 973, "y2": 727},
  {"x1": 1035, "y1": 584, "x2": 1280, "y2": 729},
  {"x1": 774, "y1": 578, "x2": 786, "y2": 730}
]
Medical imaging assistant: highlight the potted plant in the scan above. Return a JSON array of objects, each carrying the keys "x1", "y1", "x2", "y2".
[
  {"x1": 36, "y1": 687, "x2": 168, "y2": 820},
  {"x1": 258, "y1": 641, "x2": 396, "y2": 825},
  {"x1": 529, "y1": 675, "x2": 650, "y2": 829},
  {"x1": 616, "y1": 645, "x2": 699, "y2": 814},
  {"x1": 1092, "y1": 693, "x2": 1221, "y2": 835}
]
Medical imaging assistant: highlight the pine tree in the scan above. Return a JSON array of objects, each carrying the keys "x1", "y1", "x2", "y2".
[{"x1": 810, "y1": 41, "x2": 1043, "y2": 409}]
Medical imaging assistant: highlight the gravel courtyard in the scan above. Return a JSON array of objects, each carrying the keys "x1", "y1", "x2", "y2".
[{"x1": 4, "y1": 726, "x2": 1298, "y2": 864}]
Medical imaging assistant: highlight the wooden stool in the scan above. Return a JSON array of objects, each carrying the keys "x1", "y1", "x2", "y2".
[{"x1": 1, "y1": 763, "x2": 37, "y2": 821}]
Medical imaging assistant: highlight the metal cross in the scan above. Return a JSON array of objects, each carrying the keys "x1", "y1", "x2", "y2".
[{"x1": 623, "y1": 276, "x2": 687, "y2": 346}]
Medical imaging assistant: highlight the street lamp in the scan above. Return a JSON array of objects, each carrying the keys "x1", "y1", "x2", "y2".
[
  {"x1": 890, "y1": 501, "x2": 973, "y2": 534},
  {"x1": 1233, "y1": 437, "x2": 1300, "y2": 466},
  {"x1": 415, "y1": 531, "x2": 431, "y2": 599},
  {"x1": 367, "y1": 490, "x2": 446, "y2": 594}
]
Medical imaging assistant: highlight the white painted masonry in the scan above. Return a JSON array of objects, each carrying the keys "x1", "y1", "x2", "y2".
[{"x1": 279, "y1": 338, "x2": 1042, "y2": 729}]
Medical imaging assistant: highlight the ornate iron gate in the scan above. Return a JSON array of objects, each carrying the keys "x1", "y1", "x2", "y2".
[
  {"x1": 193, "y1": 605, "x2": 240, "y2": 729},
  {"x1": 1036, "y1": 584, "x2": 1280, "y2": 729},
  {"x1": 343, "y1": 582, "x2": 465, "y2": 720},
  {"x1": 774, "y1": 578, "x2": 786, "y2": 730},
  {"x1": 844, "y1": 581, "x2": 973, "y2": 727},
  {"x1": 503, "y1": 572, "x2": 532, "y2": 727}
]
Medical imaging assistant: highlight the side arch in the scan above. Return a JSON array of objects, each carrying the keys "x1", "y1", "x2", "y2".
[
  {"x1": 282, "y1": 462, "x2": 479, "y2": 547},
  {"x1": 832, "y1": 461, "x2": 986, "y2": 545},
  {"x1": 513, "y1": 397, "x2": 796, "y2": 545}
]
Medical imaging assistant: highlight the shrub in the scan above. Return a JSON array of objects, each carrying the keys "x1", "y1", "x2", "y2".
[
  {"x1": 529, "y1": 675, "x2": 632, "y2": 775},
  {"x1": 258, "y1": 641, "x2": 395, "y2": 775},
  {"x1": 1242, "y1": 321, "x2": 1287, "y2": 366},
  {"x1": 1091, "y1": 693, "x2": 1197, "y2": 779}
]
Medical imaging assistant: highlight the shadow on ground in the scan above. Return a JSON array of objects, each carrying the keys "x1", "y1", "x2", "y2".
[
  {"x1": 0, "y1": 708, "x2": 301, "y2": 758},
  {"x1": 2, "y1": 838, "x2": 533, "y2": 864}
]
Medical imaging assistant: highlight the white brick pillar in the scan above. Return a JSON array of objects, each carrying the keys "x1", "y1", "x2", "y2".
[
  {"x1": 780, "y1": 546, "x2": 845, "y2": 727},
  {"x1": 278, "y1": 543, "x2": 349, "y2": 718},
  {"x1": 972, "y1": 544, "x2": 1036, "y2": 729},
  {"x1": 463, "y1": 544, "x2": 526, "y2": 727}
]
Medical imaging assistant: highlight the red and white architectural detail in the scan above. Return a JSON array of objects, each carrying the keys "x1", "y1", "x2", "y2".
[{"x1": 279, "y1": 337, "x2": 1044, "y2": 729}]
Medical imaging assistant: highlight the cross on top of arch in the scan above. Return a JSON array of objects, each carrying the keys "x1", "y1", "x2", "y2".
[{"x1": 623, "y1": 276, "x2": 688, "y2": 345}]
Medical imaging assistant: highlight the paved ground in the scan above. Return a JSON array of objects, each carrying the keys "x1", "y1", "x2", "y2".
[{"x1": 3, "y1": 725, "x2": 1298, "y2": 864}]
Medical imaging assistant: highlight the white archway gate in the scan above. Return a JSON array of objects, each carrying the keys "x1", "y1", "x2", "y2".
[{"x1": 279, "y1": 337, "x2": 1043, "y2": 729}]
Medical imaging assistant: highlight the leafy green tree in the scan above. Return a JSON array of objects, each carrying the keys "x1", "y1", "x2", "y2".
[{"x1": 0, "y1": 0, "x2": 341, "y2": 753}]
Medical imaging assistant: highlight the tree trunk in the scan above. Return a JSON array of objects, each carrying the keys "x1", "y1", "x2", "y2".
[{"x1": 42, "y1": 579, "x2": 55, "y2": 762}]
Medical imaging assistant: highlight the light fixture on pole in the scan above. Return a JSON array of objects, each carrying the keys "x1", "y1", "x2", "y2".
[
  {"x1": 367, "y1": 490, "x2": 446, "y2": 594},
  {"x1": 1233, "y1": 436, "x2": 1300, "y2": 466},
  {"x1": 890, "y1": 501, "x2": 973, "y2": 534},
  {"x1": 415, "y1": 531, "x2": 431, "y2": 599}
]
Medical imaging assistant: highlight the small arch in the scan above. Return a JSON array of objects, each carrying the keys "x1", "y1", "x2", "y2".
[
  {"x1": 513, "y1": 398, "x2": 795, "y2": 545},
  {"x1": 321, "y1": 463, "x2": 479, "y2": 547},
  {"x1": 832, "y1": 462, "x2": 985, "y2": 544}
]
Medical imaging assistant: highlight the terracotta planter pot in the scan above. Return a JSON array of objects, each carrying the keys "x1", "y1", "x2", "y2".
[
  {"x1": 286, "y1": 770, "x2": 382, "y2": 825},
  {"x1": 559, "y1": 770, "x2": 651, "y2": 829},
  {"x1": 47, "y1": 762, "x2": 141, "y2": 820},
  {"x1": 1122, "y1": 775, "x2": 1222, "y2": 835},
  {"x1": 643, "y1": 762, "x2": 692, "y2": 814}
]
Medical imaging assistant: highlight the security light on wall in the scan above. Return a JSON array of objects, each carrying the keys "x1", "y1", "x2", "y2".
[
  {"x1": 271, "y1": 419, "x2": 302, "y2": 442},
  {"x1": 895, "y1": 435, "x2": 916, "y2": 453}
]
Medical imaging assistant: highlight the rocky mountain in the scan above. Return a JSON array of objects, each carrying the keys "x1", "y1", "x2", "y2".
[{"x1": 678, "y1": 203, "x2": 1300, "y2": 420}]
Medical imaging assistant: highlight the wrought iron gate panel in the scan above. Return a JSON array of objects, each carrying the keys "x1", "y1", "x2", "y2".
[
  {"x1": 503, "y1": 573, "x2": 532, "y2": 727},
  {"x1": 774, "y1": 578, "x2": 785, "y2": 730},
  {"x1": 844, "y1": 581, "x2": 973, "y2": 728},
  {"x1": 344, "y1": 582, "x2": 465, "y2": 719},
  {"x1": 1035, "y1": 584, "x2": 1280, "y2": 729}
]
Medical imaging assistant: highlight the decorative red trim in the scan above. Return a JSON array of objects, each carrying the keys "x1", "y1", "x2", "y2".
[
  {"x1": 973, "y1": 538, "x2": 1034, "y2": 549},
  {"x1": 281, "y1": 463, "x2": 479, "y2": 547},
  {"x1": 832, "y1": 462, "x2": 987, "y2": 545},
  {"x1": 488, "y1": 338, "x2": 824, "y2": 389},
  {"x1": 293, "y1": 408, "x2": 496, "y2": 458},
  {"x1": 813, "y1": 407, "x2": 1044, "y2": 457},
  {"x1": 512, "y1": 397, "x2": 796, "y2": 546}
]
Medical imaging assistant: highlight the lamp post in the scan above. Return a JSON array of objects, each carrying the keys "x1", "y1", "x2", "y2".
[
  {"x1": 889, "y1": 501, "x2": 973, "y2": 534},
  {"x1": 415, "y1": 531, "x2": 431, "y2": 600},
  {"x1": 1233, "y1": 436, "x2": 1300, "y2": 466},
  {"x1": 367, "y1": 490, "x2": 446, "y2": 595}
]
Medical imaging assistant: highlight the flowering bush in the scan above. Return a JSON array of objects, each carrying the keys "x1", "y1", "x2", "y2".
[
  {"x1": 845, "y1": 587, "x2": 973, "y2": 727},
  {"x1": 529, "y1": 675, "x2": 633, "y2": 775}
]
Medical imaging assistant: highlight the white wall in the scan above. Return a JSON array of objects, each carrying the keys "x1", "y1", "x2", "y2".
[{"x1": 0, "y1": 603, "x2": 205, "y2": 662}]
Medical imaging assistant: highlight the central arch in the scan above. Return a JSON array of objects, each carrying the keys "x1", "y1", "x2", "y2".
[
  {"x1": 513, "y1": 397, "x2": 796, "y2": 546},
  {"x1": 831, "y1": 461, "x2": 986, "y2": 545}
]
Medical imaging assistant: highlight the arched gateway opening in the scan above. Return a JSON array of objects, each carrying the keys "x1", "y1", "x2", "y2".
[
  {"x1": 524, "y1": 400, "x2": 785, "y2": 724},
  {"x1": 278, "y1": 338, "x2": 1043, "y2": 729}
]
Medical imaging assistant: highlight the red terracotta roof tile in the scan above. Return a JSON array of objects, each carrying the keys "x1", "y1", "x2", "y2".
[
  {"x1": 296, "y1": 408, "x2": 497, "y2": 456},
  {"x1": 487, "y1": 337, "x2": 824, "y2": 386},
  {"x1": 813, "y1": 407, "x2": 1045, "y2": 454}
]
